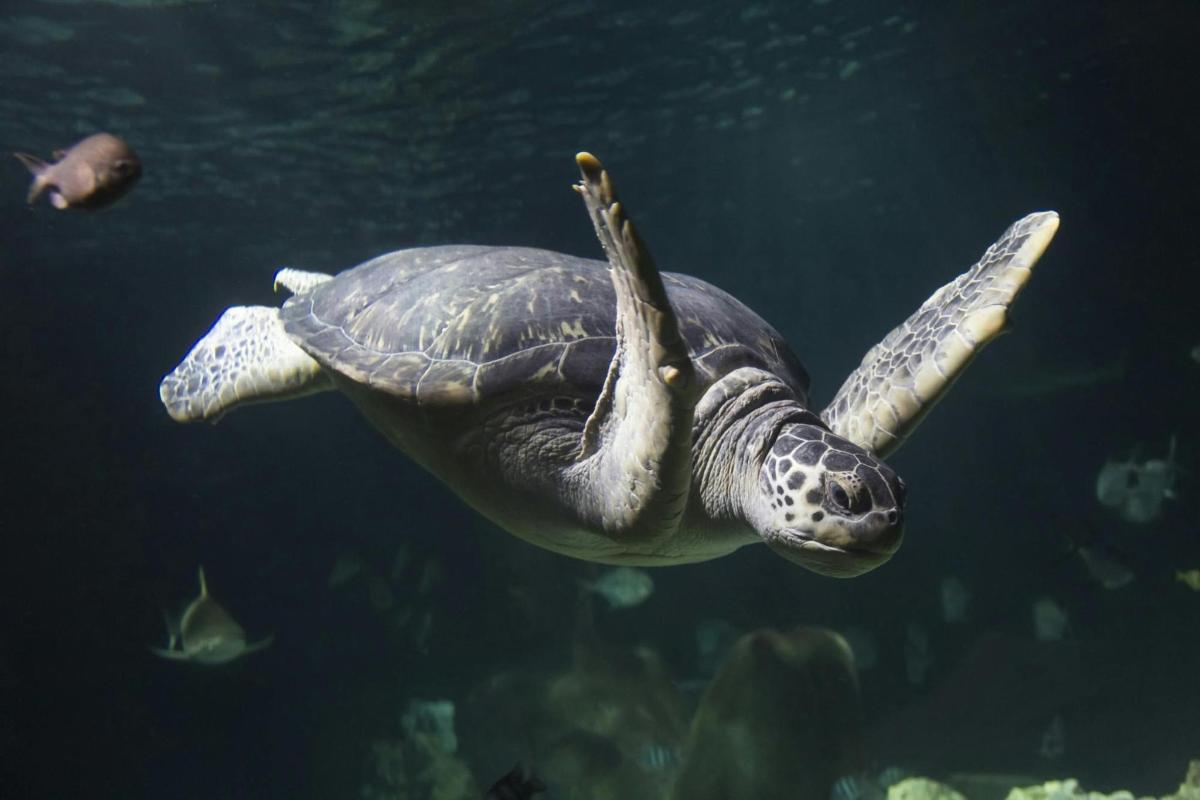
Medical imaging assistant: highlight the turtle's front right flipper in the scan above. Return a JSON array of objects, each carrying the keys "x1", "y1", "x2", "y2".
[
  {"x1": 160, "y1": 306, "x2": 332, "y2": 423},
  {"x1": 822, "y1": 212, "x2": 1059, "y2": 459},
  {"x1": 568, "y1": 153, "x2": 698, "y2": 539}
]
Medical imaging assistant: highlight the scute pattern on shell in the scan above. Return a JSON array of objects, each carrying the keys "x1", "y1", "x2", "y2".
[{"x1": 280, "y1": 245, "x2": 809, "y2": 409}]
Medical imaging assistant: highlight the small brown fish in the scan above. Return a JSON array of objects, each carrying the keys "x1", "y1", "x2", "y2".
[{"x1": 14, "y1": 132, "x2": 141, "y2": 210}]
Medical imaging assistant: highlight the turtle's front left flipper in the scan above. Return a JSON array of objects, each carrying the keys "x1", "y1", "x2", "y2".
[
  {"x1": 822, "y1": 211, "x2": 1059, "y2": 459},
  {"x1": 568, "y1": 153, "x2": 698, "y2": 538}
]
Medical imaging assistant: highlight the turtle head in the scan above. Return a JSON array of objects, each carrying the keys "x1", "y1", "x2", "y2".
[{"x1": 749, "y1": 422, "x2": 905, "y2": 577}]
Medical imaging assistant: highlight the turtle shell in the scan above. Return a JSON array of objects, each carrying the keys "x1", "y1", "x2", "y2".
[{"x1": 280, "y1": 245, "x2": 809, "y2": 410}]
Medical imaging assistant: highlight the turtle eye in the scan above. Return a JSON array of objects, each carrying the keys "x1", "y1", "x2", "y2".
[
  {"x1": 826, "y1": 476, "x2": 871, "y2": 515},
  {"x1": 827, "y1": 480, "x2": 852, "y2": 513}
]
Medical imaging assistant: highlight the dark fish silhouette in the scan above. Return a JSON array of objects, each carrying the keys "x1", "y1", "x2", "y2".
[
  {"x1": 485, "y1": 764, "x2": 545, "y2": 799},
  {"x1": 14, "y1": 132, "x2": 141, "y2": 210}
]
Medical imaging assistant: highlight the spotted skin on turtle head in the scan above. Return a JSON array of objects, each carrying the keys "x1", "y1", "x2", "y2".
[{"x1": 757, "y1": 423, "x2": 905, "y2": 577}]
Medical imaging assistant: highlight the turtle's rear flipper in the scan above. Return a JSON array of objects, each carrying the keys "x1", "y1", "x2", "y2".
[
  {"x1": 160, "y1": 306, "x2": 332, "y2": 423},
  {"x1": 567, "y1": 153, "x2": 698, "y2": 537},
  {"x1": 821, "y1": 211, "x2": 1059, "y2": 458},
  {"x1": 273, "y1": 267, "x2": 332, "y2": 296}
]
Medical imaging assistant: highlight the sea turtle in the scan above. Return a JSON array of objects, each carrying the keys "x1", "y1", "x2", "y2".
[{"x1": 160, "y1": 153, "x2": 1057, "y2": 577}]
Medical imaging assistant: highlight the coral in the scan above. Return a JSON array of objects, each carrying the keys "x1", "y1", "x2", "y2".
[
  {"x1": 361, "y1": 733, "x2": 477, "y2": 800},
  {"x1": 944, "y1": 773, "x2": 1041, "y2": 800},
  {"x1": 999, "y1": 761, "x2": 1199, "y2": 800},
  {"x1": 1165, "y1": 760, "x2": 1200, "y2": 800},
  {"x1": 810, "y1": 761, "x2": 1200, "y2": 800},
  {"x1": 401, "y1": 699, "x2": 458, "y2": 755},
  {"x1": 888, "y1": 777, "x2": 967, "y2": 800},
  {"x1": 1002, "y1": 778, "x2": 1153, "y2": 800},
  {"x1": 458, "y1": 634, "x2": 687, "y2": 800}
]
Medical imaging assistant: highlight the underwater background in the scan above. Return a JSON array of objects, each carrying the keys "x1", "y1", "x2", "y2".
[{"x1": 2, "y1": 1, "x2": 1198, "y2": 798}]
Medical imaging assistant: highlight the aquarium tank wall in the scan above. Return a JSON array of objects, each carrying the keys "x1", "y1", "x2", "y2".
[{"x1": 1, "y1": 2, "x2": 1197, "y2": 799}]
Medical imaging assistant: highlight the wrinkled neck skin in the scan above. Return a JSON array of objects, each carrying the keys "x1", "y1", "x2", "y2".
[
  {"x1": 694, "y1": 369, "x2": 906, "y2": 577},
  {"x1": 689, "y1": 368, "x2": 820, "y2": 541},
  {"x1": 691, "y1": 369, "x2": 902, "y2": 575}
]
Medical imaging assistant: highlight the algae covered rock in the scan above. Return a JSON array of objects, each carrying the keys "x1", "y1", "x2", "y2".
[
  {"x1": 1165, "y1": 760, "x2": 1200, "y2": 800},
  {"x1": 888, "y1": 777, "x2": 967, "y2": 800},
  {"x1": 458, "y1": 633, "x2": 687, "y2": 800},
  {"x1": 361, "y1": 732, "x2": 477, "y2": 800},
  {"x1": 670, "y1": 627, "x2": 863, "y2": 800},
  {"x1": 999, "y1": 760, "x2": 1199, "y2": 800},
  {"x1": 946, "y1": 773, "x2": 1042, "y2": 800},
  {"x1": 1002, "y1": 778, "x2": 1153, "y2": 800}
]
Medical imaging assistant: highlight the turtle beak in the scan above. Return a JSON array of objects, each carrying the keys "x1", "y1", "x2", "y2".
[{"x1": 766, "y1": 517, "x2": 904, "y2": 578}]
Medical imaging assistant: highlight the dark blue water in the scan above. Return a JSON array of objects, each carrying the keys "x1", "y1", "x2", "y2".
[{"x1": 3, "y1": 2, "x2": 1197, "y2": 798}]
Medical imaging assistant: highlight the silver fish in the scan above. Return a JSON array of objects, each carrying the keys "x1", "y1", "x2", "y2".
[
  {"x1": 904, "y1": 621, "x2": 932, "y2": 685},
  {"x1": 830, "y1": 774, "x2": 885, "y2": 800},
  {"x1": 1038, "y1": 713, "x2": 1066, "y2": 759},
  {"x1": 14, "y1": 132, "x2": 141, "y2": 210},
  {"x1": 1078, "y1": 543, "x2": 1134, "y2": 590},
  {"x1": 1095, "y1": 435, "x2": 1178, "y2": 524},
  {"x1": 939, "y1": 575, "x2": 970, "y2": 623},
  {"x1": 584, "y1": 566, "x2": 654, "y2": 609},
  {"x1": 151, "y1": 567, "x2": 272, "y2": 665},
  {"x1": 1031, "y1": 596, "x2": 1069, "y2": 642}
]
